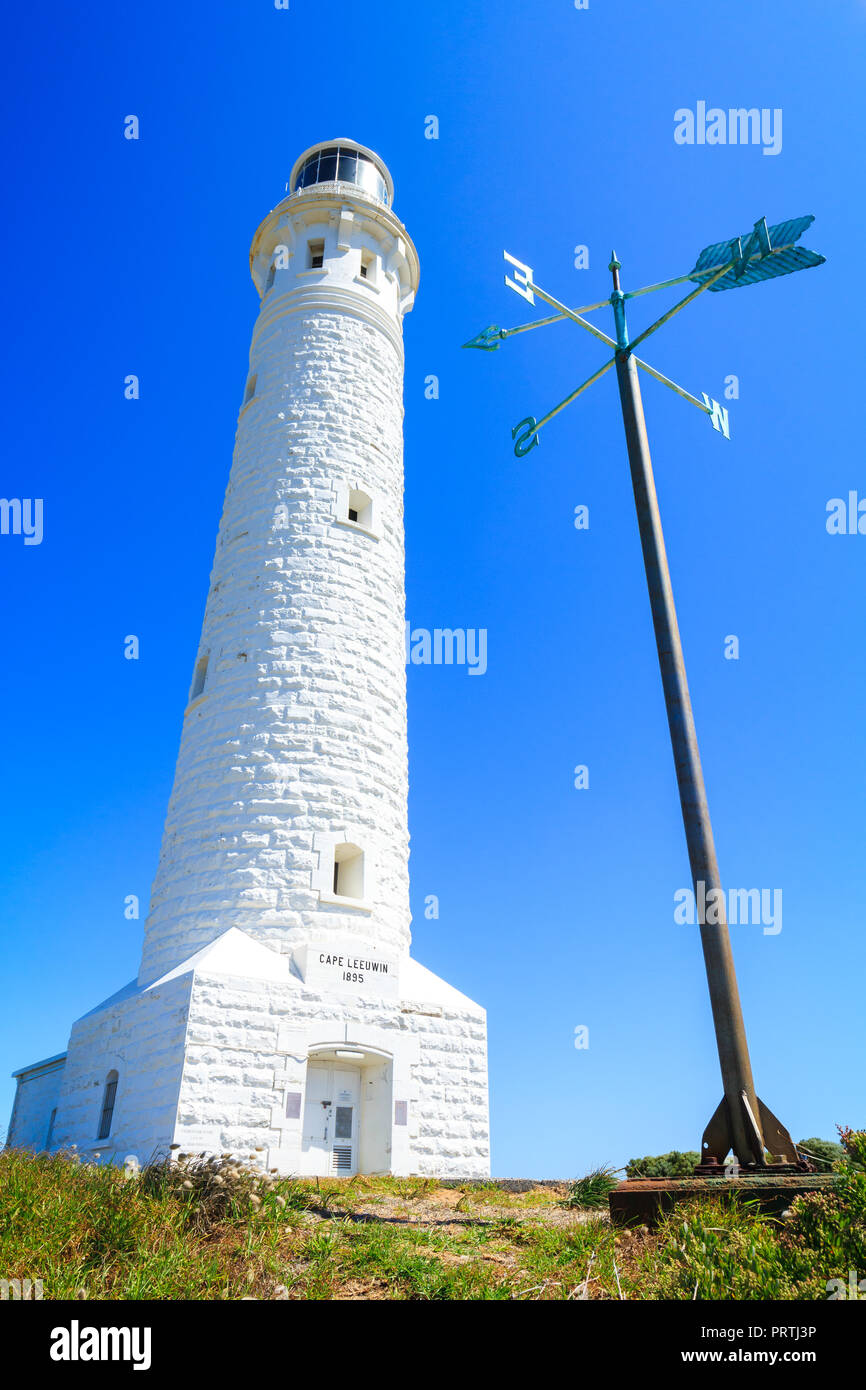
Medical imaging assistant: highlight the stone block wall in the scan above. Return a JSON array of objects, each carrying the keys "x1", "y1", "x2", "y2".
[
  {"x1": 49, "y1": 976, "x2": 192, "y2": 1165},
  {"x1": 139, "y1": 300, "x2": 412, "y2": 987}
]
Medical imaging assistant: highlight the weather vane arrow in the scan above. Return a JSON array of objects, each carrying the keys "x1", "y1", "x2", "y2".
[
  {"x1": 463, "y1": 216, "x2": 826, "y2": 1174},
  {"x1": 465, "y1": 215, "x2": 824, "y2": 455}
]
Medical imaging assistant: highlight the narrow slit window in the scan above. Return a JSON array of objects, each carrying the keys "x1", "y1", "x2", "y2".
[
  {"x1": 308, "y1": 239, "x2": 325, "y2": 270},
  {"x1": 359, "y1": 250, "x2": 375, "y2": 281},
  {"x1": 191, "y1": 652, "x2": 209, "y2": 701},
  {"x1": 97, "y1": 1071, "x2": 118, "y2": 1141}
]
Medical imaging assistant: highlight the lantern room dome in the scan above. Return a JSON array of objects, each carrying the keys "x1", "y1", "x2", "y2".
[{"x1": 289, "y1": 140, "x2": 393, "y2": 207}]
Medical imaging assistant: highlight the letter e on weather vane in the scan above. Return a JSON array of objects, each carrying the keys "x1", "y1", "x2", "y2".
[{"x1": 503, "y1": 251, "x2": 535, "y2": 305}]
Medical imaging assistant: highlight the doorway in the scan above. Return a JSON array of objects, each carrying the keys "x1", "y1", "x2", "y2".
[{"x1": 301, "y1": 1062, "x2": 361, "y2": 1176}]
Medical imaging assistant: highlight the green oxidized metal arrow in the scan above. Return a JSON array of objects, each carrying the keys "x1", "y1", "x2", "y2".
[{"x1": 466, "y1": 215, "x2": 825, "y2": 456}]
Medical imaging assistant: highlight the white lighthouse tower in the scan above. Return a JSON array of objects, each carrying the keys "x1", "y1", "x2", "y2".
[{"x1": 7, "y1": 142, "x2": 491, "y2": 1180}]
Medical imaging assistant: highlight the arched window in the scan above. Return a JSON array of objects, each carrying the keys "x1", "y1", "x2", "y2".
[{"x1": 97, "y1": 1070, "x2": 119, "y2": 1140}]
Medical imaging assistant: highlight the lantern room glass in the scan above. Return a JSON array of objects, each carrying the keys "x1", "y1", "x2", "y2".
[{"x1": 294, "y1": 146, "x2": 389, "y2": 205}]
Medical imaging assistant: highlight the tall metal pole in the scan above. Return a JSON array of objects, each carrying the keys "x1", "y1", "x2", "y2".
[{"x1": 609, "y1": 254, "x2": 772, "y2": 1168}]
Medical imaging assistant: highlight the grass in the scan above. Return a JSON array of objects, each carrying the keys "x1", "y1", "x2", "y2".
[
  {"x1": 0, "y1": 1134, "x2": 863, "y2": 1300},
  {"x1": 559, "y1": 1166, "x2": 620, "y2": 1209}
]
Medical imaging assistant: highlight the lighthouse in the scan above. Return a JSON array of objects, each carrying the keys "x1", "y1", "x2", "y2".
[{"x1": 7, "y1": 142, "x2": 491, "y2": 1180}]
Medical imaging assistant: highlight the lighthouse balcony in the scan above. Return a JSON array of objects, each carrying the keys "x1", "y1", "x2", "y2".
[{"x1": 290, "y1": 179, "x2": 386, "y2": 212}]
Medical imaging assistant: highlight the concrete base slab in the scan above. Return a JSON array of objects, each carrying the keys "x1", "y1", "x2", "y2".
[{"x1": 609, "y1": 1174, "x2": 839, "y2": 1229}]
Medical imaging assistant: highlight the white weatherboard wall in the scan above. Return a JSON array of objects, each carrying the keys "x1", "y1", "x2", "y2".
[{"x1": 6, "y1": 141, "x2": 490, "y2": 1180}]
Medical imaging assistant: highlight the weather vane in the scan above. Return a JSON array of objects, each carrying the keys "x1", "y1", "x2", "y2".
[{"x1": 464, "y1": 216, "x2": 825, "y2": 1173}]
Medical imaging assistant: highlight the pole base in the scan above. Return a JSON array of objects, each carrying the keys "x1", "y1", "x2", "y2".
[
  {"x1": 701, "y1": 1092, "x2": 807, "y2": 1168},
  {"x1": 610, "y1": 1173, "x2": 835, "y2": 1229},
  {"x1": 693, "y1": 1159, "x2": 811, "y2": 1177}
]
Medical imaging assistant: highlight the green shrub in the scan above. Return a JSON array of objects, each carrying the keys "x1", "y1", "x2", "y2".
[
  {"x1": 625, "y1": 1150, "x2": 700, "y2": 1179},
  {"x1": 837, "y1": 1125, "x2": 866, "y2": 1173},
  {"x1": 644, "y1": 1197, "x2": 820, "y2": 1300},
  {"x1": 796, "y1": 1137, "x2": 845, "y2": 1168},
  {"x1": 782, "y1": 1171, "x2": 866, "y2": 1276}
]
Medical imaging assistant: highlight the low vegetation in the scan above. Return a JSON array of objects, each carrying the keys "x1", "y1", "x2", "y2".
[
  {"x1": 625, "y1": 1150, "x2": 701, "y2": 1179},
  {"x1": 559, "y1": 1166, "x2": 619, "y2": 1208},
  {"x1": 0, "y1": 1128, "x2": 862, "y2": 1300}
]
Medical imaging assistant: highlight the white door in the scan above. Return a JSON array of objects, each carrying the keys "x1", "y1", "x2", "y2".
[
  {"x1": 301, "y1": 1063, "x2": 361, "y2": 1176},
  {"x1": 301, "y1": 1062, "x2": 332, "y2": 1173}
]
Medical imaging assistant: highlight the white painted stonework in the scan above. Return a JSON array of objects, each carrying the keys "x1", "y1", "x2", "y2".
[{"x1": 7, "y1": 142, "x2": 490, "y2": 1179}]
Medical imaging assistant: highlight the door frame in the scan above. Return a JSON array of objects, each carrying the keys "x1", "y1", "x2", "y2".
[{"x1": 301, "y1": 1043, "x2": 395, "y2": 1177}]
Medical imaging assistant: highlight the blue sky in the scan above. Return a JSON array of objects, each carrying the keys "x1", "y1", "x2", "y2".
[{"x1": 1, "y1": 0, "x2": 864, "y2": 1175}]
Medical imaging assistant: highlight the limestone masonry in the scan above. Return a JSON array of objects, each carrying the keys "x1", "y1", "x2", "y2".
[{"x1": 7, "y1": 140, "x2": 491, "y2": 1179}]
